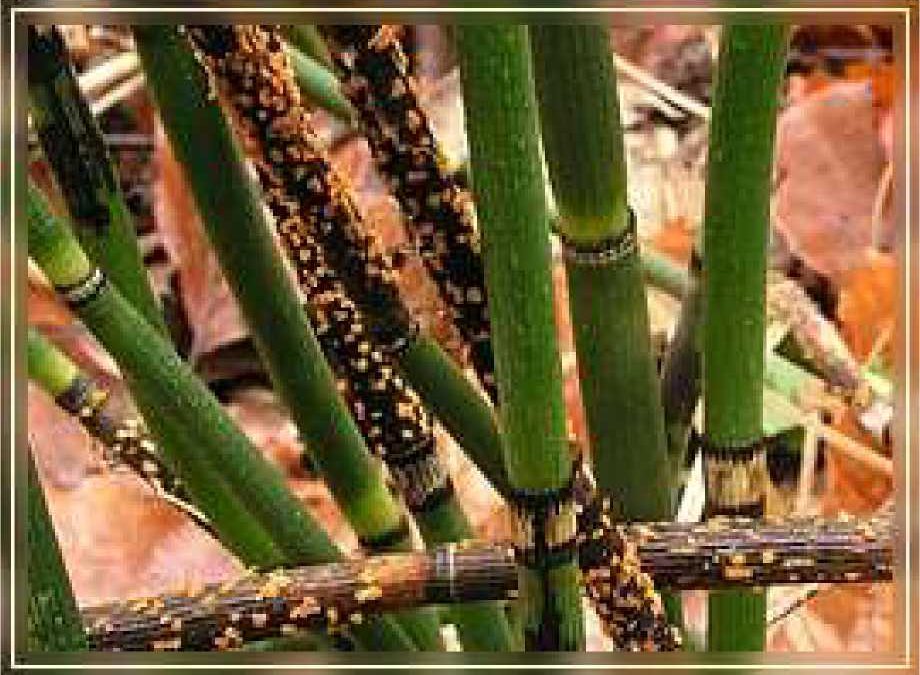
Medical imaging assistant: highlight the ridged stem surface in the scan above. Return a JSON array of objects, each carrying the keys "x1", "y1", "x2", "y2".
[
  {"x1": 531, "y1": 25, "x2": 671, "y2": 520},
  {"x1": 701, "y1": 24, "x2": 789, "y2": 652},
  {"x1": 457, "y1": 25, "x2": 584, "y2": 651}
]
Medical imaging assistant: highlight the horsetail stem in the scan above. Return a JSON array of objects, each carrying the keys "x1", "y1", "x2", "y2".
[
  {"x1": 321, "y1": 25, "x2": 497, "y2": 402},
  {"x1": 136, "y1": 25, "x2": 442, "y2": 650},
  {"x1": 701, "y1": 24, "x2": 789, "y2": 652},
  {"x1": 185, "y1": 24, "x2": 512, "y2": 650},
  {"x1": 82, "y1": 542, "x2": 518, "y2": 652},
  {"x1": 27, "y1": 327, "x2": 214, "y2": 536},
  {"x1": 577, "y1": 500, "x2": 894, "y2": 590},
  {"x1": 27, "y1": 179, "x2": 416, "y2": 651},
  {"x1": 189, "y1": 23, "x2": 506, "y2": 490},
  {"x1": 531, "y1": 24, "x2": 671, "y2": 521},
  {"x1": 27, "y1": 25, "x2": 167, "y2": 336},
  {"x1": 457, "y1": 25, "x2": 584, "y2": 651},
  {"x1": 135, "y1": 24, "x2": 407, "y2": 548},
  {"x1": 256, "y1": 149, "x2": 513, "y2": 649},
  {"x1": 26, "y1": 447, "x2": 88, "y2": 652},
  {"x1": 181, "y1": 25, "x2": 508, "y2": 505},
  {"x1": 76, "y1": 508, "x2": 894, "y2": 652}
]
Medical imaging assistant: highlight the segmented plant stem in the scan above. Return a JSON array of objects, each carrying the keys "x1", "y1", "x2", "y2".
[
  {"x1": 531, "y1": 24, "x2": 671, "y2": 520},
  {"x1": 27, "y1": 327, "x2": 213, "y2": 536},
  {"x1": 322, "y1": 25, "x2": 497, "y2": 402},
  {"x1": 75, "y1": 506, "x2": 894, "y2": 652},
  {"x1": 152, "y1": 24, "x2": 444, "y2": 649},
  {"x1": 187, "y1": 24, "x2": 512, "y2": 650},
  {"x1": 27, "y1": 25, "x2": 167, "y2": 336},
  {"x1": 185, "y1": 25, "x2": 507, "y2": 501},
  {"x1": 577, "y1": 498, "x2": 682, "y2": 652},
  {"x1": 457, "y1": 25, "x2": 584, "y2": 651},
  {"x1": 702, "y1": 24, "x2": 789, "y2": 651},
  {"x1": 82, "y1": 543, "x2": 518, "y2": 652},
  {"x1": 577, "y1": 497, "x2": 894, "y2": 591}
]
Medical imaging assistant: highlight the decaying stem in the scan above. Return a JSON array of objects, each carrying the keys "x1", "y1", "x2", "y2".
[
  {"x1": 79, "y1": 509, "x2": 894, "y2": 651},
  {"x1": 321, "y1": 25, "x2": 497, "y2": 401},
  {"x1": 83, "y1": 543, "x2": 517, "y2": 651}
]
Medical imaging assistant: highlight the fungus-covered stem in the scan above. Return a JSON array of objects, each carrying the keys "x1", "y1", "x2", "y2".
[
  {"x1": 82, "y1": 543, "x2": 517, "y2": 652},
  {"x1": 579, "y1": 504, "x2": 894, "y2": 591},
  {"x1": 26, "y1": 448, "x2": 87, "y2": 652},
  {"x1": 321, "y1": 25, "x2": 498, "y2": 402},
  {"x1": 457, "y1": 25, "x2": 584, "y2": 651},
  {"x1": 27, "y1": 25, "x2": 167, "y2": 336},
  {"x1": 701, "y1": 24, "x2": 789, "y2": 652},
  {"x1": 77, "y1": 511, "x2": 894, "y2": 651},
  {"x1": 186, "y1": 23, "x2": 509, "y2": 650},
  {"x1": 135, "y1": 25, "x2": 440, "y2": 650},
  {"x1": 531, "y1": 24, "x2": 671, "y2": 520},
  {"x1": 27, "y1": 181, "x2": 414, "y2": 651}
]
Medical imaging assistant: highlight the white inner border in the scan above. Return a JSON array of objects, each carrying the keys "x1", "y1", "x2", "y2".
[{"x1": 6, "y1": 5, "x2": 913, "y2": 670}]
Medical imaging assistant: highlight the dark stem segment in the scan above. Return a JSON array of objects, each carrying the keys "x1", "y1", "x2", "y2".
[
  {"x1": 185, "y1": 25, "x2": 507, "y2": 515},
  {"x1": 531, "y1": 25, "x2": 671, "y2": 521},
  {"x1": 577, "y1": 498, "x2": 894, "y2": 590},
  {"x1": 135, "y1": 25, "x2": 434, "y2": 650},
  {"x1": 457, "y1": 25, "x2": 584, "y2": 651},
  {"x1": 78, "y1": 510, "x2": 895, "y2": 652},
  {"x1": 82, "y1": 543, "x2": 518, "y2": 652},
  {"x1": 321, "y1": 25, "x2": 497, "y2": 402},
  {"x1": 135, "y1": 24, "x2": 408, "y2": 551},
  {"x1": 27, "y1": 25, "x2": 167, "y2": 336},
  {"x1": 27, "y1": 326, "x2": 214, "y2": 536},
  {"x1": 258, "y1": 147, "x2": 513, "y2": 650},
  {"x1": 26, "y1": 448, "x2": 88, "y2": 652},
  {"x1": 701, "y1": 24, "x2": 789, "y2": 652}
]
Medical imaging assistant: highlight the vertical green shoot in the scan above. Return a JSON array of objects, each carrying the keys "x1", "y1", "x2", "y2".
[
  {"x1": 702, "y1": 24, "x2": 789, "y2": 652},
  {"x1": 531, "y1": 24, "x2": 672, "y2": 520},
  {"x1": 457, "y1": 25, "x2": 584, "y2": 651}
]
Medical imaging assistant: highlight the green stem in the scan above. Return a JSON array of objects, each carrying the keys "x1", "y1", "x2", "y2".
[
  {"x1": 134, "y1": 25, "x2": 434, "y2": 650},
  {"x1": 399, "y1": 336, "x2": 511, "y2": 497},
  {"x1": 136, "y1": 23, "x2": 406, "y2": 553},
  {"x1": 27, "y1": 25, "x2": 167, "y2": 336},
  {"x1": 286, "y1": 44, "x2": 356, "y2": 123},
  {"x1": 26, "y1": 448, "x2": 87, "y2": 652},
  {"x1": 532, "y1": 24, "x2": 671, "y2": 520},
  {"x1": 282, "y1": 25, "x2": 335, "y2": 70},
  {"x1": 702, "y1": 24, "x2": 789, "y2": 652},
  {"x1": 457, "y1": 25, "x2": 584, "y2": 651},
  {"x1": 26, "y1": 181, "x2": 414, "y2": 652}
]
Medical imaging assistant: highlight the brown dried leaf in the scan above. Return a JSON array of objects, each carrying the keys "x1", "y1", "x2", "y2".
[{"x1": 774, "y1": 80, "x2": 891, "y2": 280}]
